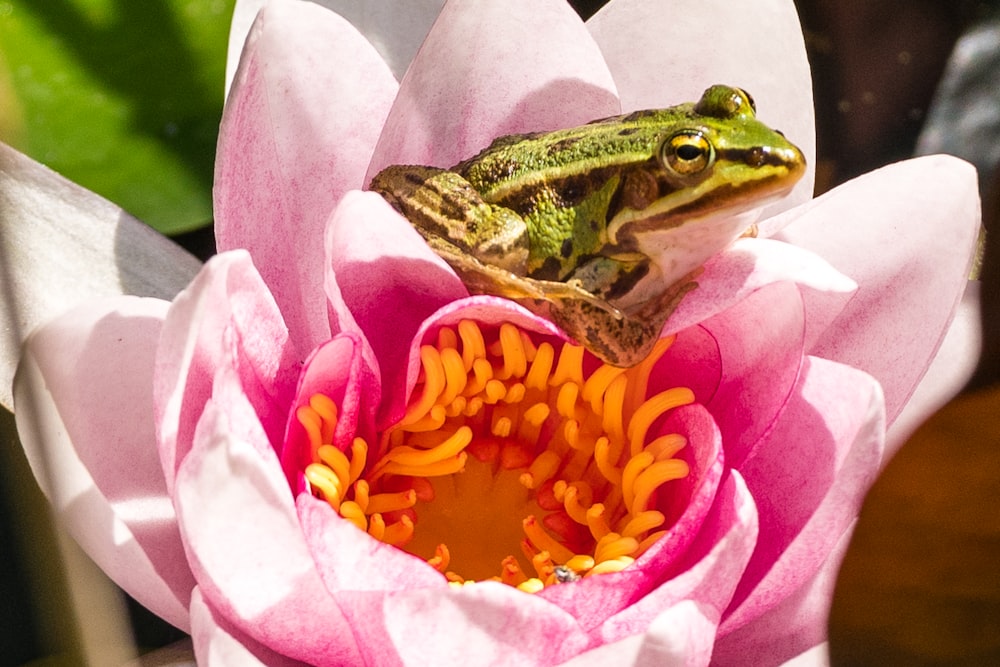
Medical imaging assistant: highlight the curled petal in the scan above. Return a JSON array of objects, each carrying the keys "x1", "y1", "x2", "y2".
[
  {"x1": 14, "y1": 297, "x2": 193, "y2": 630},
  {"x1": 175, "y1": 374, "x2": 361, "y2": 666},
  {"x1": 280, "y1": 333, "x2": 380, "y2": 493},
  {"x1": 155, "y1": 250, "x2": 300, "y2": 489}
]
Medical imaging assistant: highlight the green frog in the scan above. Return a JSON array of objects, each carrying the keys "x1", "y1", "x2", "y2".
[{"x1": 369, "y1": 85, "x2": 805, "y2": 367}]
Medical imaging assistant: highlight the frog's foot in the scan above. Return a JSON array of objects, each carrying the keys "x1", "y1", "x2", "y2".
[{"x1": 548, "y1": 272, "x2": 700, "y2": 368}]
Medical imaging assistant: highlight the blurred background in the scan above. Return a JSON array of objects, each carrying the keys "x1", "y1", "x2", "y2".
[{"x1": 1, "y1": 0, "x2": 998, "y2": 664}]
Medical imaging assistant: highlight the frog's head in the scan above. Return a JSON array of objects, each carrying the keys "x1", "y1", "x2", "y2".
[
  {"x1": 607, "y1": 85, "x2": 806, "y2": 307},
  {"x1": 609, "y1": 84, "x2": 805, "y2": 247}
]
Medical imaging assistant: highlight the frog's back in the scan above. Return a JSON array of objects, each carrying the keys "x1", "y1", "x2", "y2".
[{"x1": 454, "y1": 106, "x2": 699, "y2": 205}]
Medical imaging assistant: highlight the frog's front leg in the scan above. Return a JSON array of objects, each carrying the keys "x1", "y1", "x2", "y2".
[{"x1": 547, "y1": 274, "x2": 699, "y2": 367}]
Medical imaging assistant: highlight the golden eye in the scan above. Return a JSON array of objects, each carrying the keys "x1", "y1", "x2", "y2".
[{"x1": 660, "y1": 131, "x2": 715, "y2": 177}]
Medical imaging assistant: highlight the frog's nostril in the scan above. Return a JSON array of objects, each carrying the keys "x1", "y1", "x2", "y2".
[{"x1": 745, "y1": 147, "x2": 768, "y2": 168}]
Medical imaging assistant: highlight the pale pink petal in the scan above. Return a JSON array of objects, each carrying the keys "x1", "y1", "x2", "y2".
[
  {"x1": 719, "y1": 357, "x2": 885, "y2": 638},
  {"x1": 228, "y1": 1, "x2": 446, "y2": 90},
  {"x1": 174, "y1": 373, "x2": 361, "y2": 665},
  {"x1": 14, "y1": 297, "x2": 193, "y2": 631},
  {"x1": 588, "y1": 0, "x2": 815, "y2": 216},
  {"x1": 887, "y1": 282, "x2": 980, "y2": 455},
  {"x1": 279, "y1": 333, "x2": 380, "y2": 493},
  {"x1": 190, "y1": 586, "x2": 306, "y2": 666},
  {"x1": 366, "y1": 0, "x2": 620, "y2": 177},
  {"x1": 298, "y1": 494, "x2": 445, "y2": 591},
  {"x1": 215, "y1": 0, "x2": 398, "y2": 353},
  {"x1": 155, "y1": 251, "x2": 300, "y2": 491},
  {"x1": 698, "y1": 282, "x2": 806, "y2": 467},
  {"x1": 325, "y1": 190, "x2": 465, "y2": 401},
  {"x1": 346, "y1": 581, "x2": 589, "y2": 666},
  {"x1": 775, "y1": 155, "x2": 980, "y2": 424},
  {"x1": 583, "y1": 472, "x2": 759, "y2": 665},
  {"x1": 556, "y1": 600, "x2": 714, "y2": 667},
  {"x1": 713, "y1": 529, "x2": 852, "y2": 666},
  {"x1": 665, "y1": 238, "x2": 857, "y2": 349}
]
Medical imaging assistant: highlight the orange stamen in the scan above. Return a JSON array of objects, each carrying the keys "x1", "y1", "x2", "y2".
[{"x1": 301, "y1": 321, "x2": 695, "y2": 594}]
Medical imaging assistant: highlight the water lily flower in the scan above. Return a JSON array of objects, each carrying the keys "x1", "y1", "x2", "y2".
[{"x1": 8, "y1": 0, "x2": 981, "y2": 665}]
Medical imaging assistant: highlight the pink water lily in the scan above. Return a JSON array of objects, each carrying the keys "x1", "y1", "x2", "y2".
[{"x1": 11, "y1": 0, "x2": 980, "y2": 665}]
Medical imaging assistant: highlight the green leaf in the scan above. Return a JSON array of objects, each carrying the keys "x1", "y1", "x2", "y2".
[{"x1": 0, "y1": 0, "x2": 235, "y2": 234}]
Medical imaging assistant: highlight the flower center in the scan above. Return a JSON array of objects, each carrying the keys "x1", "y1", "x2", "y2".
[{"x1": 300, "y1": 320, "x2": 695, "y2": 592}]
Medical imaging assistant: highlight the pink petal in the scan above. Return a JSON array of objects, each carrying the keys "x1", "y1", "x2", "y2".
[
  {"x1": 279, "y1": 333, "x2": 380, "y2": 493},
  {"x1": 215, "y1": 0, "x2": 398, "y2": 353},
  {"x1": 298, "y1": 493, "x2": 446, "y2": 591},
  {"x1": 719, "y1": 357, "x2": 885, "y2": 638},
  {"x1": 190, "y1": 586, "x2": 307, "y2": 666},
  {"x1": 324, "y1": 190, "x2": 466, "y2": 401},
  {"x1": 345, "y1": 581, "x2": 589, "y2": 667},
  {"x1": 556, "y1": 600, "x2": 716, "y2": 667},
  {"x1": 712, "y1": 529, "x2": 851, "y2": 666},
  {"x1": 775, "y1": 155, "x2": 980, "y2": 424},
  {"x1": 584, "y1": 472, "x2": 759, "y2": 665},
  {"x1": 588, "y1": 0, "x2": 816, "y2": 216},
  {"x1": 174, "y1": 373, "x2": 361, "y2": 666},
  {"x1": 366, "y1": 0, "x2": 620, "y2": 177},
  {"x1": 665, "y1": 237, "x2": 857, "y2": 349},
  {"x1": 155, "y1": 251, "x2": 300, "y2": 491},
  {"x1": 14, "y1": 297, "x2": 194, "y2": 631},
  {"x1": 888, "y1": 282, "x2": 980, "y2": 455},
  {"x1": 698, "y1": 282, "x2": 807, "y2": 467}
]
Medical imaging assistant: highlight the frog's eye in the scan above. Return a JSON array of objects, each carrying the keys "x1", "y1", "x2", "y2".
[{"x1": 660, "y1": 131, "x2": 715, "y2": 177}]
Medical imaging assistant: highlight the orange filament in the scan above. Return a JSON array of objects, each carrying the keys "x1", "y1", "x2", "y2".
[{"x1": 300, "y1": 319, "x2": 694, "y2": 592}]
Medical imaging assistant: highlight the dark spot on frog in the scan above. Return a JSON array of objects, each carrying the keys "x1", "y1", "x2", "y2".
[
  {"x1": 532, "y1": 256, "x2": 563, "y2": 281},
  {"x1": 404, "y1": 171, "x2": 425, "y2": 186},
  {"x1": 617, "y1": 127, "x2": 638, "y2": 136},
  {"x1": 560, "y1": 238, "x2": 574, "y2": 258},
  {"x1": 605, "y1": 261, "x2": 649, "y2": 300},
  {"x1": 547, "y1": 137, "x2": 581, "y2": 156}
]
